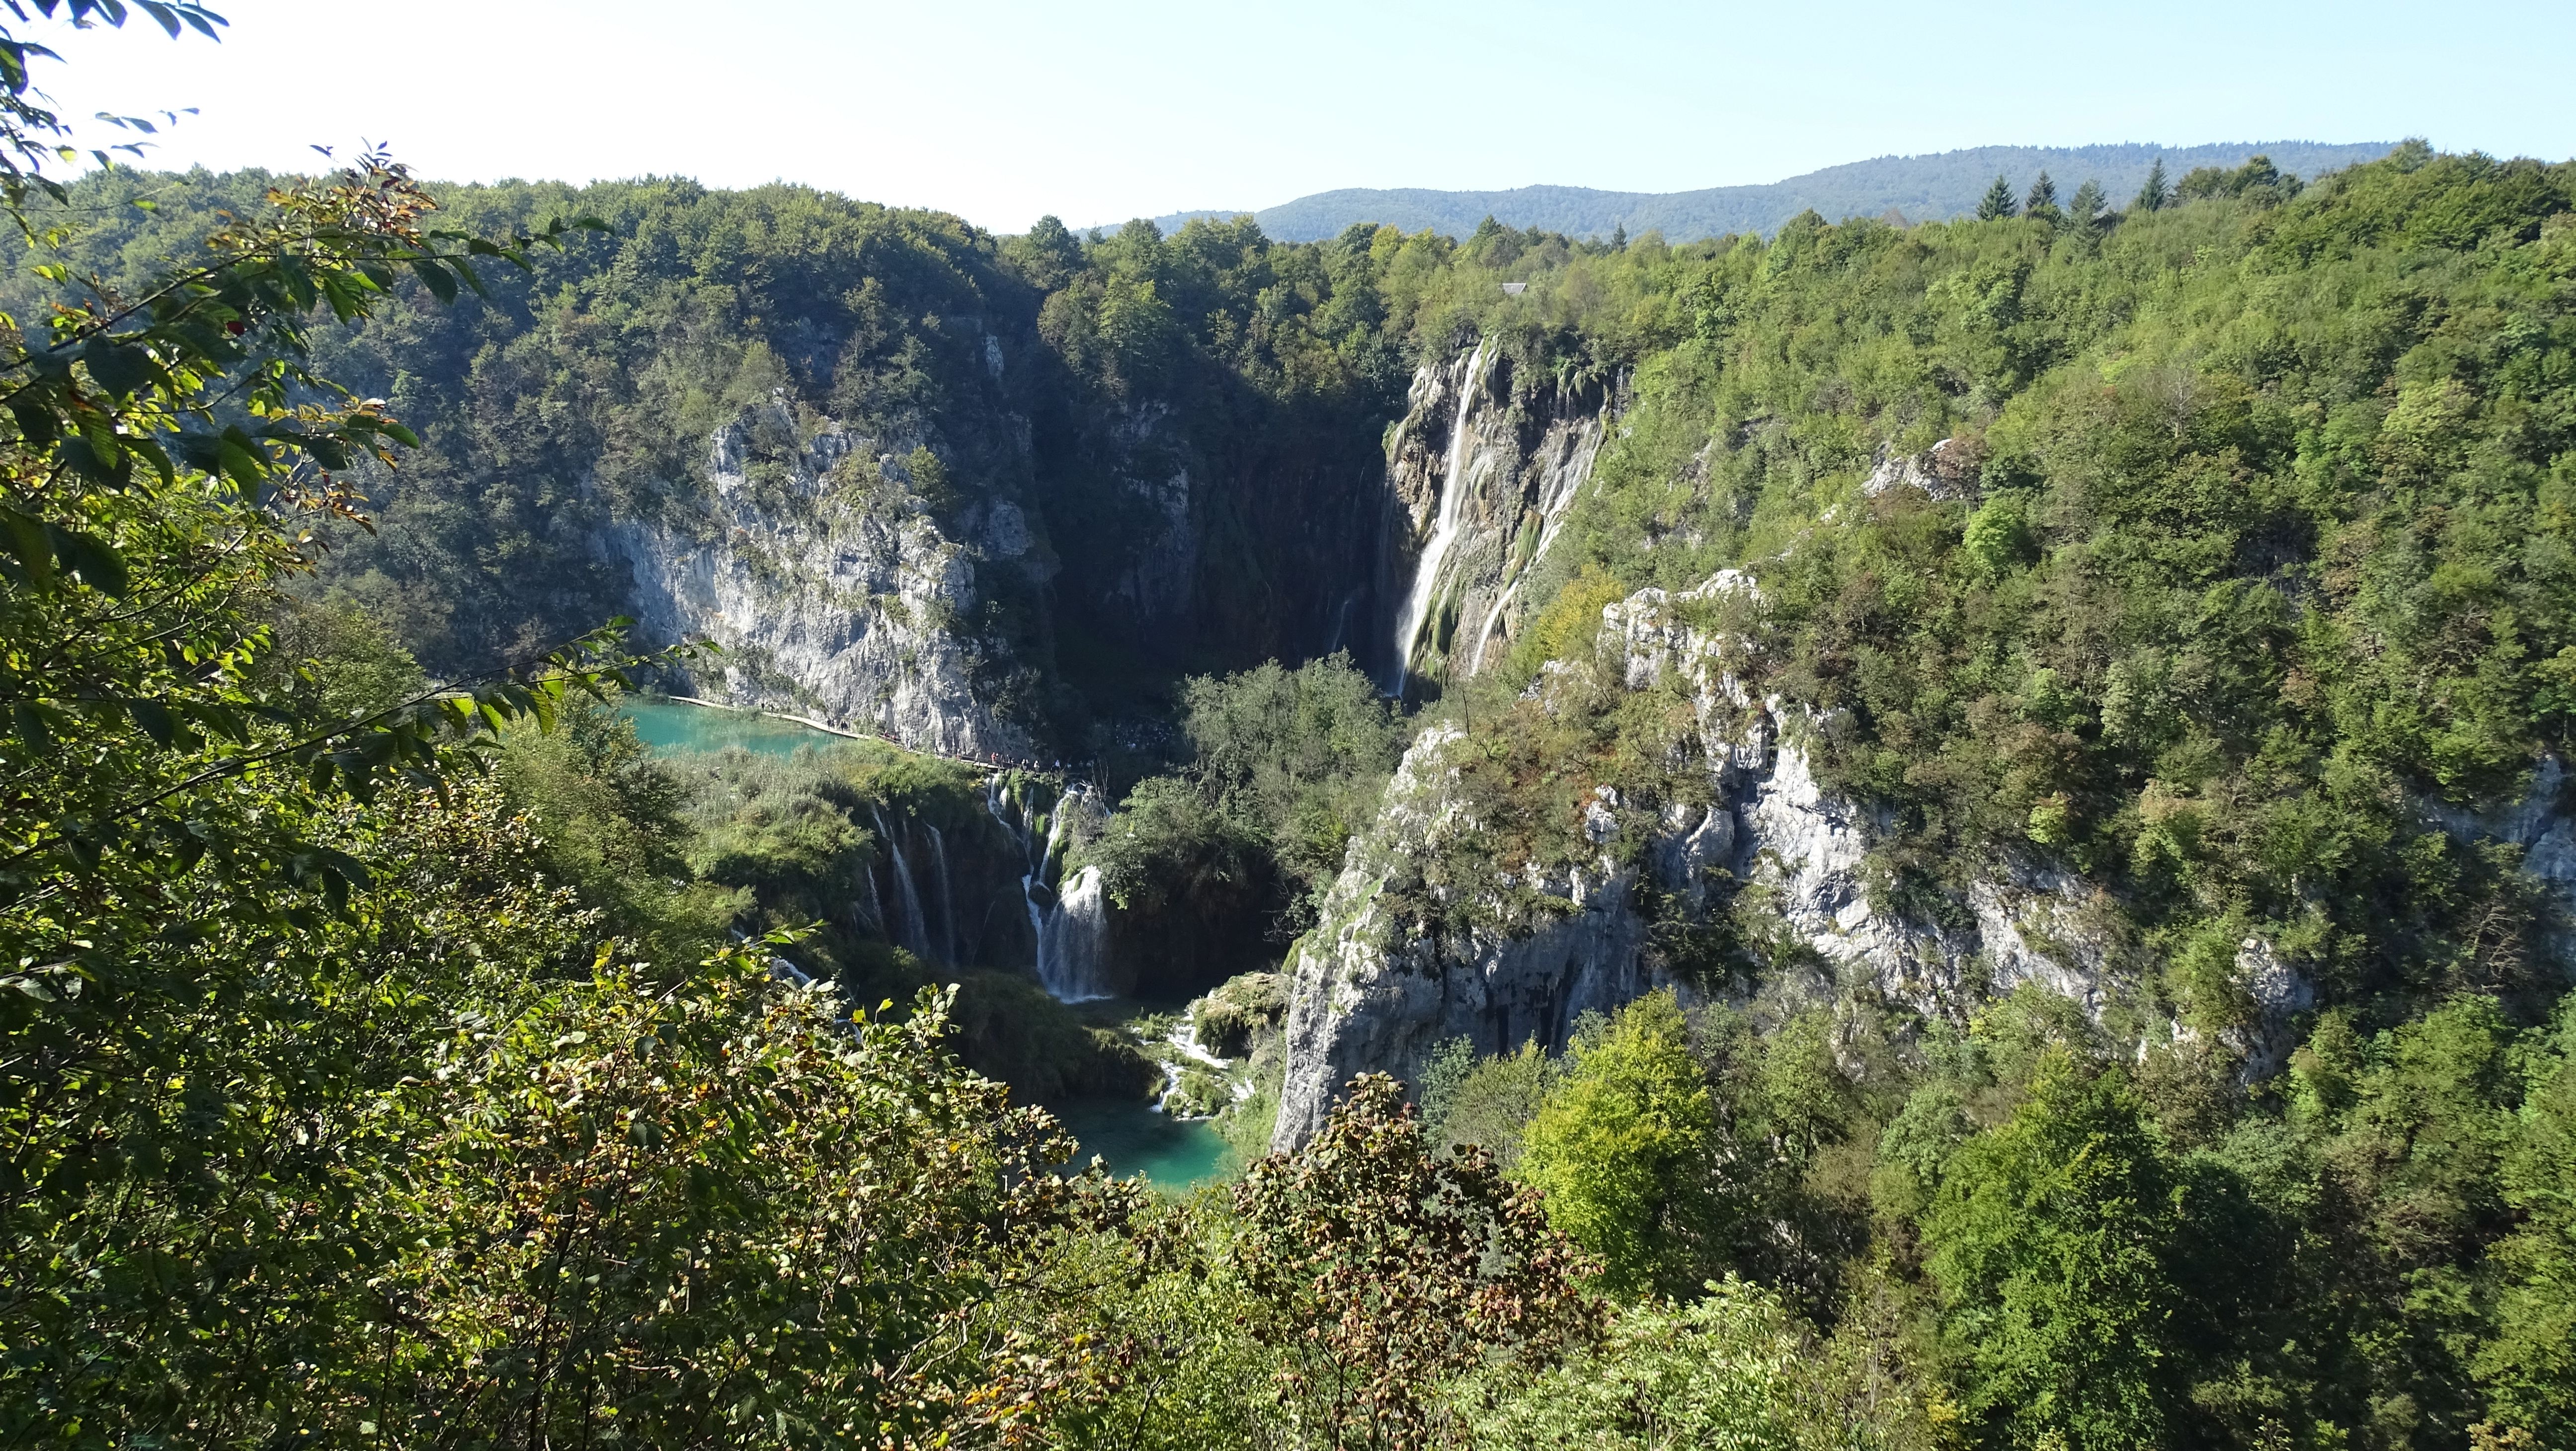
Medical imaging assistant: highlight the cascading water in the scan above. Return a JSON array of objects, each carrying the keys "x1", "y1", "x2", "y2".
[
  {"x1": 988, "y1": 773, "x2": 1113, "y2": 1002},
  {"x1": 1388, "y1": 341, "x2": 1487, "y2": 692},
  {"x1": 856, "y1": 859, "x2": 886, "y2": 935},
  {"x1": 927, "y1": 823, "x2": 959, "y2": 966},
  {"x1": 874, "y1": 807, "x2": 935, "y2": 961},
  {"x1": 1042, "y1": 865, "x2": 1110, "y2": 1002}
]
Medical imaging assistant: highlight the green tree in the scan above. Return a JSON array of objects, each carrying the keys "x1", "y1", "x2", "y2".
[
  {"x1": 2132, "y1": 156, "x2": 2169, "y2": 211},
  {"x1": 1517, "y1": 991, "x2": 1716, "y2": 1298},
  {"x1": 1976, "y1": 174, "x2": 2018, "y2": 221},
  {"x1": 2476, "y1": 996, "x2": 2576, "y2": 1444},
  {"x1": 2066, "y1": 178, "x2": 2107, "y2": 230},
  {"x1": 1961, "y1": 491, "x2": 2034, "y2": 579},
  {"x1": 1459, "y1": 1279, "x2": 1811, "y2": 1451},
  {"x1": 1435, "y1": 1038, "x2": 1555, "y2": 1169},
  {"x1": 1005, "y1": 212, "x2": 1086, "y2": 290},
  {"x1": 1924, "y1": 1051, "x2": 2189, "y2": 1450},
  {"x1": 1234, "y1": 1073, "x2": 1600, "y2": 1451},
  {"x1": 2023, "y1": 170, "x2": 2061, "y2": 221}
]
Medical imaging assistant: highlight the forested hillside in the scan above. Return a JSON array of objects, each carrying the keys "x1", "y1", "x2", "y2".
[
  {"x1": 4, "y1": 7, "x2": 2574, "y2": 1448},
  {"x1": 1151, "y1": 139, "x2": 2396, "y2": 242}
]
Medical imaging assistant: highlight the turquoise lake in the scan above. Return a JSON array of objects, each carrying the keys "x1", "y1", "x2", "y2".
[
  {"x1": 1048, "y1": 1100, "x2": 1232, "y2": 1191},
  {"x1": 620, "y1": 697, "x2": 857, "y2": 757},
  {"x1": 621, "y1": 695, "x2": 1232, "y2": 1191}
]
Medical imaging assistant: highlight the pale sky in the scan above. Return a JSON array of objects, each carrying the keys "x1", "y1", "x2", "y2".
[{"x1": 29, "y1": 0, "x2": 2576, "y2": 235}]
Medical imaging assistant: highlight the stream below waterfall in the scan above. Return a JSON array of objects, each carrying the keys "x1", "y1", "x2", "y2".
[
  {"x1": 622, "y1": 696, "x2": 1228, "y2": 1188},
  {"x1": 1048, "y1": 1098, "x2": 1229, "y2": 1189}
]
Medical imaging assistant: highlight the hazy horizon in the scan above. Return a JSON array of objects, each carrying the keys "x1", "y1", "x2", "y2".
[{"x1": 24, "y1": 0, "x2": 2574, "y2": 234}]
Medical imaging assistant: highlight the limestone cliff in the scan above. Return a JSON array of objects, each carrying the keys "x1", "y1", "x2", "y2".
[
  {"x1": 1383, "y1": 343, "x2": 1617, "y2": 690},
  {"x1": 1273, "y1": 575, "x2": 2309, "y2": 1150},
  {"x1": 600, "y1": 400, "x2": 1039, "y2": 759}
]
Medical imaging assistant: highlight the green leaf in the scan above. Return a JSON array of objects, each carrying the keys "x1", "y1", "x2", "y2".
[
  {"x1": 408, "y1": 258, "x2": 457, "y2": 304},
  {"x1": 9, "y1": 403, "x2": 59, "y2": 450},
  {"x1": 82, "y1": 335, "x2": 156, "y2": 397},
  {"x1": 48, "y1": 525, "x2": 128, "y2": 596},
  {"x1": 215, "y1": 427, "x2": 266, "y2": 491},
  {"x1": 0, "y1": 507, "x2": 54, "y2": 590},
  {"x1": 126, "y1": 698, "x2": 177, "y2": 746},
  {"x1": 63, "y1": 429, "x2": 132, "y2": 489},
  {"x1": 163, "y1": 819, "x2": 206, "y2": 876}
]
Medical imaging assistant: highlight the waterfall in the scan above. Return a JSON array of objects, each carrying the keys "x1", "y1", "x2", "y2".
[
  {"x1": 988, "y1": 773, "x2": 1114, "y2": 1002},
  {"x1": 1038, "y1": 864, "x2": 1112, "y2": 1002},
  {"x1": 927, "y1": 823, "x2": 959, "y2": 966},
  {"x1": 1389, "y1": 341, "x2": 1486, "y2": 692},
  {"x1": 856, "y1": 856, "x2": 886, "y2": 934},
  {"x1": 875, "y1": 807, "x2": 935, "y2": 962},
  {"x1": 1325, "y1": 588, "x2": 1360, "y2": 655}
]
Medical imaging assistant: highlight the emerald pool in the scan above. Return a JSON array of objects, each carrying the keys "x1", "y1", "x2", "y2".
[
  {"x1": 1048, "y1": 1100, "x2": 1231, "y2": 1190},
  {"x1": 620, "y1": 697, "x2": 856, "y2": 757}
]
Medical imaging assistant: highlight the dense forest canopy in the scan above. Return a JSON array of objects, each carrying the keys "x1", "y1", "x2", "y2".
[{"x1": 1, "y1": 6, "x2": 2573, "y2": 1448}]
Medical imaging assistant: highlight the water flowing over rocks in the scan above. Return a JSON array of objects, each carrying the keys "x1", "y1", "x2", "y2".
[
  {"x1": 599, "y1": 401, "x2": 1034, "y2": 759},
  {"x1": 1382, "y1": 343, "x2": 1618, "y2": 690},
  {"x1": 986, "y1": 774, "x2": 1115, "y2": 1002}
]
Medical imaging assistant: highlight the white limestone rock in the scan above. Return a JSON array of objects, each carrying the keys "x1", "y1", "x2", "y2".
[{"x1": 598, "y1": 403, "x2": 1033, "y2": 759}]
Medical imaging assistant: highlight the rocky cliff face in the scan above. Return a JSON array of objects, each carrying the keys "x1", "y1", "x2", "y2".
[
  {"x1": 1383, "y1": 344, "x2": 1616, "y2": 690},
  {"x1": 1272, "y1": 574, "x2": 2321, "y2": 1150},
  {"x1": 1271, "y1": 716, "x2": 1668, "y2": 1150},
  {"x1": 600, "y1": 401, "x2": 1040, "y2": 759}
]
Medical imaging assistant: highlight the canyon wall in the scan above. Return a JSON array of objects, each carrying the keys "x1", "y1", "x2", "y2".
[
  {"x1": 1276, "y1": 567, "x2": 2576, "y2": 1150},
  {"x1": 1382, "y1": 344, "x2": 1618, "y2": 691}
]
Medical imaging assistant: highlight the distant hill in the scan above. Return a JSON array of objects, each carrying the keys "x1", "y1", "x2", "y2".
[{"x1": 1127, "y1": 141, "x2": 2398, "y2": 243}]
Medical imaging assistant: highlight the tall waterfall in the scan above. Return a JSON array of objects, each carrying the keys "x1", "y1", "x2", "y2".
[
  {"x1": 874, "y1": 807, "x2": 935, "y2": 961},
  {"x1": 1389, "y1": 340, "x2": 1487, "y2": 691},
  {"x1": 987, "y1": 773, "x2": 1113, "y2": 1002},
  {"x1": 1042, "y1": 865, "x2": 1111, "y2": 1002}
]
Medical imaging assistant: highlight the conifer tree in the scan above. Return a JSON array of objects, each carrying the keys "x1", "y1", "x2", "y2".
[
  {"x1": 2068, "y1": 178, "x2": 2107, "y2": 228},
  {"x1": 2134, "y1": 158, "x2": 2169, "y2": 212},
  {"x1": 2024, "y1": 170, "x2": 2060, "y2": 219},
  {"x1": 1976, "y1": 174, "x2": 2017, "y2": 221}
]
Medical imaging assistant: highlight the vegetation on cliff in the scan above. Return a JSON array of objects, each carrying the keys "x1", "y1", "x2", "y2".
[{"x1": 3, "y1": 8, "x2": 2573, "y2": 1449}]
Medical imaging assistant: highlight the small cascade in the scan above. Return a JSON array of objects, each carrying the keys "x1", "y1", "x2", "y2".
[
  {"x1": 1389, "y1": 341, "x2": 1488, "y2": 691},
  {"x1": 927, "y1": 823, "x2": 959, "y2": 966},
  {"x1": 1325, "y1": 588, "x2": 1361, "y2": 655},
  {"x1": 855, "y1": 857, "x2": 886, "y2": 935},
  {"x1": 875, "y1": 807, "x2": 935, "y2": 962},
  {"x1": 988, "y1": 772, "x2": 1114, "y2": 1002},
  {"x1": 1040, "y1": 865, "x2": 1112, "y2": 1002}
]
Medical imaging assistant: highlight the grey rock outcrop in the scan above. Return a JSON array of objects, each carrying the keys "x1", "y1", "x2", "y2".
[
  {"x1": 1273, "y1": 722, "x2": 1669, "y2": 1151},
  {"x1": 598, "y1": 402, "x2": 1034, "y2": 759},
  {"x1": 1273, "y1": 573, "x2": 2131, "y2": 1150},
  {"x1": 2425, "y1": 753, "x2": 2576, "y2": 911},
  {"x1": 1383, "y1": 343, "x2": 1616, "y2": 688},
  {"x1": 1860, "y1": 437, "x2": 1981, "y2": 502}
]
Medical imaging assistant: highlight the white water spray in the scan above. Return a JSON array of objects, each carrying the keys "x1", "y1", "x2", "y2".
[
  {"x1": 1389, "y1": 342, "x2": 1487, "y2": 691},
  {"x1": 988, "y1": 773, "x2": 1113, "y2": 1001},
  {"x1": 875, "y1": 807, "x2": 934, "y2": 961}
]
